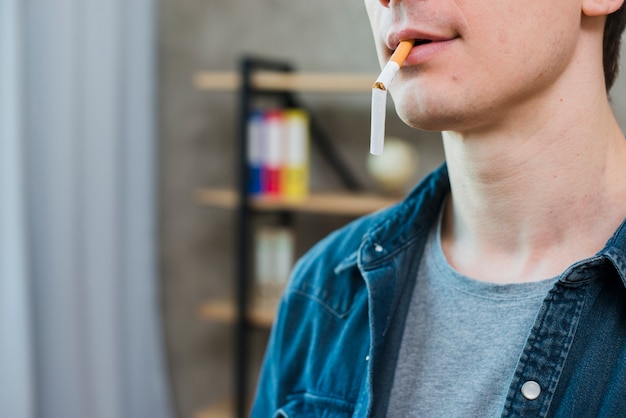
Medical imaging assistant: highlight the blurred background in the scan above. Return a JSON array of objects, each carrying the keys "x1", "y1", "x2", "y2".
[{"x1": 2, "y1": 1, "x2": 626, "y2": 418}]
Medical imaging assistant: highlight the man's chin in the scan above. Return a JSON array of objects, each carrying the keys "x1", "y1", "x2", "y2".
[{"x1": 395, "y1": 105, "x2": 462, "y2": 133}]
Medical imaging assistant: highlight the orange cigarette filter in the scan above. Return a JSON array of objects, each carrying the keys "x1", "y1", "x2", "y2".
[{"x1": 390, "y1": 40, "x2": 414, "y2": 66}]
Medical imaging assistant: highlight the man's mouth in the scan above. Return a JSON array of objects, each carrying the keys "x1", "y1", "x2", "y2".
[{"x1": 413, "y1": 39, "x2": 433, "y2": 47}]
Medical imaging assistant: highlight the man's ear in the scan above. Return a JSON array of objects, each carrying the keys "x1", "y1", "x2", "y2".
[{"x1": 582, "y1": 0, "x2": 624, "y2": 17}]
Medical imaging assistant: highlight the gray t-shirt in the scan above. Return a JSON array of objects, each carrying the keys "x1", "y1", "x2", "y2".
[{"x1": 387, "y1": 217, "x2": 557, "y2": 417}]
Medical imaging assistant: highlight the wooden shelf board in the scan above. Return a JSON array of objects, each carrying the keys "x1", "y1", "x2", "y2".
[
  {"x1": 198, "y1": 300, "x2": 276, "y2": 328},
  {"x1": 193, "y1": 71, "x2": 377, "y2": 93},
  {"x1": 194, "y1": 188, "x2": 399, "y2": 216},
  {"x1": 195, "y1": 398, "x2": 255, "y2": 418},
  {"x1": 194, "y1": 188, "x2": 237, "y2": 208},
  {"x1": 194, "y1": 400, "x2": 234, "y2": 418}
]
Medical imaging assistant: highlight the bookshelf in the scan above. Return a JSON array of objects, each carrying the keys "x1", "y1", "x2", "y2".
[
  {"x1": 193, "y1": 71, "x2": 375, "y2": 92},
  {"x1": 193, "y1": 399, "x2": 238, "y2": 418},
  {"x1": 194, "y1": 187, "x2": 398, "y2": 216},
  {"x1": 197, "y1": 300, "x2": 276, "y2": 329},
  {"x1": 195, "y1": 59, "x2": 389, "y2": 418}
]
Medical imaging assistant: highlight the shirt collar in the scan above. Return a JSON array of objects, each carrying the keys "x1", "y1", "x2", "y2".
[
  {"x1": 359, "y1": 164, "x2": 451, "y2": 268},
  {"x1": 333, "y1": 164, "x2": 450, "y2": 275},
  {"x1": 600, "y1": 219, "x2": 626, "y2": 287}
]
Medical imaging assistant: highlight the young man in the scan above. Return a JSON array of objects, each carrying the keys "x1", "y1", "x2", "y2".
[{"x1": 253, "y1": 0, "x2": 626, "y2": 416}]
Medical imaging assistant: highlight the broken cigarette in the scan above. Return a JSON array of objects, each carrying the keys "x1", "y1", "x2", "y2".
[{"x1": 370, "y1": 40, "x2": 413, "y2": 155}]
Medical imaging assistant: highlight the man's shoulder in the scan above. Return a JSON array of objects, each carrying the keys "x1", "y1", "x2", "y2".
[
  {"x1": 286, "y1": 164, "x2": 450, "y2": 299},
  {"x1": 287, "y1": 201, "x2": 398, "y2": 291}
]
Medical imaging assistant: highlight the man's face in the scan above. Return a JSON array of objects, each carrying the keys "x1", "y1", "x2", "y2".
[{"x1": 364, "y1": 0, "x2": 585, "y2": 133}]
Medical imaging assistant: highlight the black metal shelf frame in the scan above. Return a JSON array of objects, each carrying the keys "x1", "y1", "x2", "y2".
[{"x1": 233, "y1": 56, "x2": 363, "y2": 418}]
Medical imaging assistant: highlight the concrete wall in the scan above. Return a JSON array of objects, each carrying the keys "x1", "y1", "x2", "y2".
[{"x1": 158, "y1": 1, "x2": 626, "y2": 416}]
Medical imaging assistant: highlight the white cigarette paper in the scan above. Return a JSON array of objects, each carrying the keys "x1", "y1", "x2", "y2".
[{"x1": 370, "y1": 40, "x2": 413, "y2": 155}]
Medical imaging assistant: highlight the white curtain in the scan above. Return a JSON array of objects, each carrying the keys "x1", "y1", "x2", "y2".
[
  {"x1": 0, "y1": 0, "x2": 35, "y2": 417},
  {"x1": 0, "y1": 0, "x2": 174, "y2": 417}
]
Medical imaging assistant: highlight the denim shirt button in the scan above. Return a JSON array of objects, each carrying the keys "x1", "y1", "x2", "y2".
[
  {"x1": 521, "y1": 381, "x2": 542, "y2": 400},
  {"x1": 374, "y1": 244, "x2": 384, "y2": 253},
  {"x1": 365, "y1": 355, "x2": 370, "y2": 362}
]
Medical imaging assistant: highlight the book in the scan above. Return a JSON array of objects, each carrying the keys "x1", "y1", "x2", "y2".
[
  {"x1": 254, "y1": 226, "x2": 295, "y2": 301},
  {"x1": 281, "y1": 109, "x2": 309, "y2": 201},
  {"x1": 262, "y1": 110, "x2": 284, "y2": 196},
  {"x1": 246, "y1": 108, "x2": 310, "y2": 199},
  {"x1": 246, "y1": 110, "x2": 264, "y2": 195}
]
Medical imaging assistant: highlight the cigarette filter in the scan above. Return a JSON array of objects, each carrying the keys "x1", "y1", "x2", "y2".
[{"x1": 370, "y1": 40, "x2": 413, "y2": 155}]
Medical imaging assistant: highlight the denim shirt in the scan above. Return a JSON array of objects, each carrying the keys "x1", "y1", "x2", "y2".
[{"x1": 251, "y1": 164, "x2": 626, "y2": 418}]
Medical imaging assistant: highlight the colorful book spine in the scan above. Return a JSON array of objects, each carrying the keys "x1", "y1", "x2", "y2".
[
  {"x1": 262, "y1": 110, "x2": 284, "y2": 196},
  {"x1": 246, "y1": 108, "x2": 310, "y2": 200},
  {"x1": 281, "y1": 109, "x2": 309, "y2": 200},
  {"x1": 246, "y1": 110, "x2": 264, "y2": 195}
]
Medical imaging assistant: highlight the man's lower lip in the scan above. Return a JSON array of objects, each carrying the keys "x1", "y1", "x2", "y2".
[{"x1": 403, "y1": 39, "x2": 456, "y2": 65}]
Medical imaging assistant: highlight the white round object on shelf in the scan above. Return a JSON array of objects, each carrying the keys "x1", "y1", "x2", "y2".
[{"x1": 367, "y1": 137, "x2": 419, "y2": 193}]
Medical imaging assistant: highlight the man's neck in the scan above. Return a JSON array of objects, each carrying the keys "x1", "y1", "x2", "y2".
[{"x1": 440, "y1": 92, "x2": 626, "y2": 284}]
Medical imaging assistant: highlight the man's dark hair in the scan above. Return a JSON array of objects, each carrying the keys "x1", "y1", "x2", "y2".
[{"x1": 604, "y1": 5, "x2": 626, "y2": 90}]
